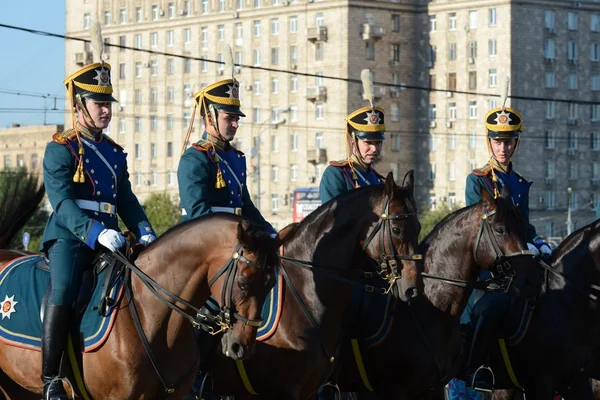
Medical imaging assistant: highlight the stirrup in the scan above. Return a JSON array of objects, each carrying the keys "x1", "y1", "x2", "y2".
[
  {"x1": 469, "y1": 365, "x2": 495, "y2": 393},
  {"x1": 42, "y1": 376, "x2": 74, "y2": 400}
]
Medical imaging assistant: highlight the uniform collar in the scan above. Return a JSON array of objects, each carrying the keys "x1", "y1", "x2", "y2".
[
  {"x1": 76, "y1": 122, "x2": 103, "y2": 142},
  {"x1": 201, "y1": 131, "x2": 229, "y2": 151},
  {"x1": 490, "y1": 157, "x2": 513, "y2": 174},
  {"x1": 350, "y1": 154, "x2": 371, "y2": 173}
]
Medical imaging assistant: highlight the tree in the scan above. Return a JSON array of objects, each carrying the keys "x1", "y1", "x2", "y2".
[
  {"x1": 142, "y1": 192, "x2": 181, "y2": 236},
  {"x1": 419, "y1": 204, "x2": 463, "y2": 242}
]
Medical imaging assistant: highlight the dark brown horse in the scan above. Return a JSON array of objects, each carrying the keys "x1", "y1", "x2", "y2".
[
  {"x1": 0, "y1": 181, "x2": 281, "y2": 398},
  {"x1": 208, "y1": 172, "x2": 422, "y2": 399},
  {"x1": 488, "y1": 218, "x2": 600, "y2": 400},
  {"x1": 337, "y1": 188, "x2": 542, "y2": 399}
]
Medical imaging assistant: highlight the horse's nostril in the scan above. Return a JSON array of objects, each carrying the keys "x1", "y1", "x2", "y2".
[
  {"x1": 405, "y1": 287, "x2": 418, "y2": 299},
  {"x1": 231, "y1": 342, "x2": 241, "y2": 357}
]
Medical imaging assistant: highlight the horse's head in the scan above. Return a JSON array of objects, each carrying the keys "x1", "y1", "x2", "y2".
[
  {"x1": 363, "y1": 171, "x2": 422, "y2": 302},
  {"x1": 210, "y1": 222, "x2": 279, "y2": 360},
  {"x1": 472, "y1": 187, "x2": 540, "y2": 296}
]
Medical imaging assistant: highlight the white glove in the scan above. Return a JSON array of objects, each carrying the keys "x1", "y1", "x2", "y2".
[
  {"x1": 539, "y1": 243, "x2": 552, "y2": 258},
  {"x1": 139, "y1": 234, "x2": 156, "y2": 246},
  {"x1": 526, "y1": 243, "x2": 540, "y2": 258},
  {"x1": 270, "y1": 233, "x2": 278, "y2": 239},
  {"x1": 97, "y1": 229, "x2": 126, "y2": 252}
]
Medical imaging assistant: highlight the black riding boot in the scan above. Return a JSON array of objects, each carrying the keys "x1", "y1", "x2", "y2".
[{"x1": 41, "y1": 304, "x2": 71, "y2": 400}]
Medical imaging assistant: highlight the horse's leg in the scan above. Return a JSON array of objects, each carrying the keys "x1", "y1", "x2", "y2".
[
  {"x1": 560, "y1": 375, "x2": 594, "y2": 400},
  {"x1": 492, "y1": 389, "x2": 518, "y2": 400},
  {"x1": 0, "y1": 368, "x2": 38, "y2": 400}
]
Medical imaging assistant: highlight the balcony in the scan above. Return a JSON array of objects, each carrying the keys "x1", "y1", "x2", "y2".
[
  {"x1": 306, "y1": 26, "x2": 327, "y2": 42},
  {"x1": 306, "y1": 86, "x2": 327, "y2": 102},
  {"x1": 361, "y1": 24, "x2": 384, "y2": 40},
  {"x1": 307, "y1": 148, "x2": 327, "y2": 165}
]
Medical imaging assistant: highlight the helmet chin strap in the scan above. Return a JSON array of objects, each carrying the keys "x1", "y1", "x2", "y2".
[
  {"x1": 75, "y1": 94, "x2": 98, "y2": 130},
  {"x1": 208, "y1": 104, "x2": 228, "y2": 142}
]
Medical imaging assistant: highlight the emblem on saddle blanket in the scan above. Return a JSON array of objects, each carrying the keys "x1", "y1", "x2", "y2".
[{"x1": 0, "y1": 255, "x2": 123, "y2": 351}]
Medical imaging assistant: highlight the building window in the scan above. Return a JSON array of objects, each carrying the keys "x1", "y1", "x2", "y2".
[
  {"x1": 568, "y1": 162, "x2": 578, "y2": 180},
  {"x1": 201, "y1": 0, "x2": 208, "y2": 13},
  {"x1": 545, "y1": 71, "x2": 556, "y2": 88},
  {"x1": 253, "y1": 49, "x2": 261, "y2": 66},
  {"x1": 568, "y1": 131, "x2": 578, "y2": 149},
  {"x1": 151, "y1": 5, "x2": 159, "y2": 20},
  {"x1": 544, "y1": 39, "x2": 555, "y2": 60},
  {"x1": 316, "y1": 12, "x2": 324, "y2": 27},
  {"x1": 290, "y1": 106, "x2": 298, "y2": 122},
  {"x1": 468, "y1": 41, "x2": 477, "y2": 58},
  {"x1": 366, "y1": 41, "x2": 375, "y2": 60},
  {"x1": 592, "y1": 75, "x2": 600, "y2": 91},
  {"x1": 316, "y1": 132, "x2": 324, "y2": 149},
  {"x1": 167, "y1": 30, "x2": 174, "y2": 46},
  {"x1": 316, "y1": 43, "x2": 324, "y2": 60},
  {"x1": 469, "y1": 101, "x2": 477, "y2": 119},
  {"x1": 184, "y1": 58, "x2": 191, "y2": 73},
  {"x1": 136, "y1": 7, "x2": 143, "y2": 22},
  {"x1": 184, "y1": 28, "x2": 191, "y2": 44},
  {"x1": 150, "y1": 116, "x2": 157, "y2": 131},
  {"x1": 391, "y1": 134, "x2": 401, "y2": 151},
  {"x1": 591, "y1": 43, "x2": 600, "y2": 61},
  {"x1": 469, "y1": 131, "x2": 476, "y2": 149},
  {"x1": 469, "y1": 10, "x2": 478, "y2": 29},
  {"x1": 569, "y1": 103, "x2": 579, "y2": 120},
  {"x1": 83, "y1": 13, "x2": 91, "y2": 29},
  {"x1": 392, "y1": 14, "x2": 400, "y2": 32},
  {"x1": 168, "y1": 2, "x2": 175, "y2": 18},
  {"x1": 253, "y1": 20, "x2": 261, "y2": 36},
  {"x1": 253, "y1": 108, "x2": 261, "y2": 123},
  {"x1": 448, "y1": 73, "x2": 457, "y2": 91},
  {"x1": 217, "y1": 24, "x2": 225, "y2": 41},
  {"x1": 271, "y1": 165, "x2": 279, "y2": 181},
  {"x1": 271, "y1": 194, "x2": 279, "y2": 212},
  {"x1": 104, "y1": 10, "x2": 111, "y2": 25},
  {"x1": 448, "y1": 162, "x2": 456, "y2": 181},
  {"x1": 429, "y1": 163, "x2": 436, "y2": 181},
  {"x1": 392, "y1": 44, "x2": 400, "y2": 61},
  {"x1": 271, "y1": 18, "x2": 279, "y2": 35},
  {"x1": 545, "y1": 130, "x2": 556, "y2": 149},
  {"x1": 316, "y1": 103, "x2": 324, "y2": 120},
  {"x1": 489, "y1": 8, "x2": 497, "y2": 26},
  {"x1": 489, "y1": 39, "x2": 497, "y2": 57},
  {"x1": 290, "y1": 164, "x2": 298, "y2": 181},
  {"x1": 592, "y1": 15, "x2": 600, "y2": 32},
  {"x1": 119, "y1": 63, "x2": 126, "y2": 79},
  {"x1": 184, "y1": 112, "x2": 191, "y2": 128},
  {"x1": 219, "y1": 0, "x2": 226, "y2": 12},
  {"x1": 135, "y1": 34, "x2": 142, "y2": 49},
  {"x1": 150, "y1": 143, "x2": 157, "y2": 158},
  {"x1": 271, "y1": 77, "x2": 279, "y2": 93},
  {"x1": 448, "y1": 43, "x2": 457, "y2": 60},
  {"x1": 150, "y1": 32, "x2": 158, "y2": 48},
  {"x1": 469, "y1": 71, "x2": 477, "y2": 89},
  {"x1": 390, "y1": 103, "x2": 400, "y2": 121},
  {"x1": 119, "y1": 9, "x2": 127, "y2": 24},
  {"x1": 429, "y1": 15, "x2": 437, "y2": 32},
  {"x1": 150, "y1": 88, "x2": 158, "y2": 105},
  {"x1": 449, "y1": 13, "x2": 456, "y2": 30},
  {"x1": 271, "y1": 134, "x2": 279, "y2": 152},
  {"x1": 290, "y1": 132, "x2": 298, "y2": 151},
  {"x1": 119, "y1": 36, "x2": 126, "y2": 52},
  {"x1": 449, "y1": 103, "x2": 457, "y2": 120},
  {"x1": 568, "y1": 41, "x2": 579, "y2": 62},
  {"x1": 430, "y1": 134, "x2": 436, "y2": 151},
  {"x1": 429, "y1": 104, "x2": 437, "y2": 121},
  {"x1": 151, "y1": 60, "x2": 158, "y2": 76},
  {"x1": 254, "y1": 0, "x2": 261, "y2": 7},
  {"x1": 151, "y1": 171, "x2": 157, "y2": 186},
  {"x1": 167, "y1": 114, "x2": 173, "y2": 130},
  {"x1": 272, "y1": 47, "x2": 279, "y2": 64},
  {"x1": 448, "y1": 134, "x2": 456, "y2": 150},
  {"x1": 290, "y1": 16, "x2": 298, "y2": 33},
  {"x1": 545, "y1": 10, "x2": 556, "y2": 30},
  {"x1": 489, "y1": 69, "x2": 497, "y2": 87},
  {"x1": 134, "y1": 143, "x2": 141, "y2": 159},
  {"x1": 592, "y1": 133, "x2": 600, "y2": 150},
  {"x1": 167, "y1": 86, "x2": 174, "y2": 103},
  {"x1": 290, "y1": 45, "x2": 298, "y2": 63},
  {"x1": 593, "y1": 105, "x2": 600, "y2": 122},
  {"x1": 568, "y1": 12, "x2": 578, "y2": 31},
  {"x1": 545, "y1": 101, "x2": 556, "y2": 119}
]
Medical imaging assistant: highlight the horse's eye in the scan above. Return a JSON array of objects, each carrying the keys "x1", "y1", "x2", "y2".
[
  {"x1": 495, "y1": 227, "x2": 506, "y2": 235},
  {"x1": 392, "y1": 227, "x2": 403, "y2": 236},
  {"x1": 238, "y1": 280, "x2": 249, "y2": 291}
]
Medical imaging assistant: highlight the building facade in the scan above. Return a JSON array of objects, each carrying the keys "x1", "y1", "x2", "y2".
[
  {"x1": 0, "y1": 124, "x2": 62, "y2": 174},
  {"x1": 62, "y1": 0, "x2": 598, "y2": 235}
]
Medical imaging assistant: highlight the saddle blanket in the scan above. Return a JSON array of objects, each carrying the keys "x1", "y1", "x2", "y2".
[
  {"x1": 0, "y1": 255, "x2": 123, "y2": 352},
  {"x1": 257, "y1": 266, "x2": 283, "y2": 341}
]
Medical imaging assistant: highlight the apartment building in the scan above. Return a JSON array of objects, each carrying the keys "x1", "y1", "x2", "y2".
[
  {"x1": 0, "y1": 124, "x2": 62, "y2": 174},
  {"x1": 61, "y1": 0, "x2": 598, "y2": 234}
]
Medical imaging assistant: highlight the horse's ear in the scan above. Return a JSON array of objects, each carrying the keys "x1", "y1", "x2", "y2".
[
  {"x1": 237, "y1": 222, "x2": 251, "y2": 249},
  {"x1": 480, "y1": 186, "x2": 495, "y2": 209},
  {"x1": 500, "y1": 185, "x2": 511, "y2": 199},
  {"x1": 401, "y1": 170, "x2": 414, "y2": 188},
  {"x1": 278, "y1": 223, "x2": 299, "y2": 243},
  {"x1": 384, "y1": 172, "x2": 396, "y2": 199}
]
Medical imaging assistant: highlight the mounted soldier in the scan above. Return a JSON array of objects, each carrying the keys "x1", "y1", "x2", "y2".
[
  {"x1": 319, "y1": 69, "x2": 385, "y2": 204},
  {"x1": 40, "y1": 23, "x2": 155, "y2": 400},
  {"x1": 460, "y1": 101, "x2": 551, "y2": 394}
]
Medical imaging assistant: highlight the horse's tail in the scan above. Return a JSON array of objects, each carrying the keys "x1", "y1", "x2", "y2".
[{"x1": 0, "y1": 169, "x2": 45, "y2": 249}]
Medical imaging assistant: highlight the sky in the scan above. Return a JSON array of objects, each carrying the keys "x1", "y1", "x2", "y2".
[{"x1": 0, "y1": 1, "x2": 66, "y2": 128}]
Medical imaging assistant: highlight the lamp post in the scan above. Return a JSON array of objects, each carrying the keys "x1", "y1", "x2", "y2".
[
  {"x1": 255, "y1": 110, "x2": 290, "y2": 210},
  {"x1": 566, "y1": 187, "x2": 573, "y2": 235}
]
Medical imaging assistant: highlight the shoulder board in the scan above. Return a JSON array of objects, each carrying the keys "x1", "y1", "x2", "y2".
[
  {"x1": 512, "y1": 168, "x2": 530, "y2": 182},
  {"x1": 52, "y1": 129, "x2": 77, "y2": 145},
  {"x1": 328, "y1": 159, "x2": 350, "y2": 167},
  {"x1": 472, "y1": 164, "x2": 492, "y2": 177},
  {"x1": 191, "y1": 142, "x2": 211, "y2": 152},
  {"x1": 103, "y1": 134, "x2": 124, "y2": 151}
]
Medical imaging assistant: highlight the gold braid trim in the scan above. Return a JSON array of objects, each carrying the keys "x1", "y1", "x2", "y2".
[{"x1": 73, "y1": 81, "x2": 114, "y2": 94}]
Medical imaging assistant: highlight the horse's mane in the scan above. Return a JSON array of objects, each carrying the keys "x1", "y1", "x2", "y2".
[
  {"x1": 0, "y1": 170, "x2": 45, "y2": 249},
  {"x1": 553, "y1": 218, "x2": 600, "y2": 263}
]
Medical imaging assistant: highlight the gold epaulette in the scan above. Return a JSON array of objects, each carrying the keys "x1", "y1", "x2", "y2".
[
  {"x1": 191, "y1": 140, "x2": 212, "y2": 152},
  {"x1": 329, "y1": 159, "x2": 351, "y2": 167},
  {"x1": 52, "y1": 129, "x2": 77, "y2": 144},
  {"x1": 472, "y1": 164, "x2": 492, "y2": 177},
  {"x1": 103, "y1": 134, "x2": 124, "y2": 151}
]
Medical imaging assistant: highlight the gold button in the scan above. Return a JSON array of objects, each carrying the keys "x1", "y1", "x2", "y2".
[
  {"x1": 97, "y1": 191, "x2": 101, "y2": 195},
  {"x1": 86, "y1": 159, "x2": 89, "y2": 163},
  {"x1": 95, "y1": 180, "x2": 99, "y2": 184},
  {"x1": 113, "y1": 194, "x2": 117, "y2": 198},
  {"x1": 91, "y1": 169, "x2": 95, "y2": 174},
  {"x1": 114, "y1": 164, "x2": 117, "y2": 168},
  {"x1": 111, "y1": 185, "x2": 115, "y2": 189},
  {"x1": 231, "y1": 191, "x2": 234, "y2": 195},
  {"x1": 230, "y1": 201, "x2": 233, "y2": 204},
  {"x1": 228, "y1": 180, "x2": 231, "y2": 184},
  {"x1": 114, "y1": 148, "x2": 117, "y2": 152}
]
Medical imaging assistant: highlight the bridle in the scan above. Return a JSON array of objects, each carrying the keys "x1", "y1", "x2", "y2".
[
  {"x1": 108, "y1": 242, "x2": 272, "y2": 395},
  {"x1": 422, "y1": 207, "x2": 536, "y2": 292},
  {"x1": 362, "y1": 195, "x2": 422, "y2": 291}
]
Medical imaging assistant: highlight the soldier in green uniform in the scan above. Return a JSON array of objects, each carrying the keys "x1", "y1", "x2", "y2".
[
  {"x1": 40, "y1": 52, "x2": 156, "y2": 398},
  {"x1": 319, "y1": 69, "x2": 385, "y2": 204},
  {"x1": 454, "y1": 106, "x2": 551, "y2": 394},
  {"x1": 178, "y1": 59, "x2": 275, "y2": 400}
]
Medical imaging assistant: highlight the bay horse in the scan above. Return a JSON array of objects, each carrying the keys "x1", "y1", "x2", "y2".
[
  {"x1": 488, "y1": 218, "x2": 600, "y2": 400},
  {"x1": 208, "y1": 172, "x2": 422, "y2": 399},
  {"x1": 337, "y1": 187, "x2": 541, "y2": 399},
  {"x1": 0, "y1": 192, "x2": 281, "y2": 398}
]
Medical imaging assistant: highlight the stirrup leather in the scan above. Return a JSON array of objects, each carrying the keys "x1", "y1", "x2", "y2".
[{"x1": 470, "y1": 365, "x2": 495, "y2": 393}]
